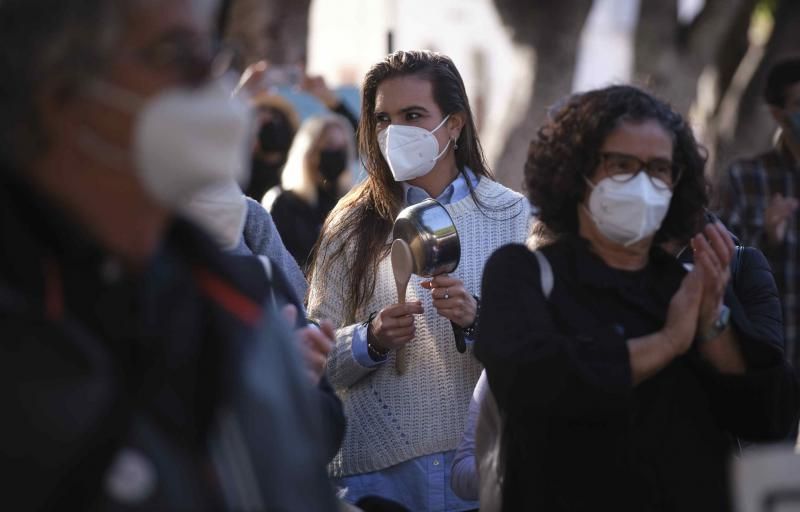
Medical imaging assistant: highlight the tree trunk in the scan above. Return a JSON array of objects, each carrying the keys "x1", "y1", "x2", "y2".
[
  {"x1": 634, "y1": 0, "x2": 757, "y2": 116},
  {"x1": 717, "y1": 0, "x2": 800, "y2": 177},
  {"x1": 674, "y1": 0, "x2": 757, "y2": 186},
  {"x1": 490, "y1": 0, "x2": 593, "y2": 191},
  {"x1": 223, "y1": 0, "x2": 312, "y2": 67}
]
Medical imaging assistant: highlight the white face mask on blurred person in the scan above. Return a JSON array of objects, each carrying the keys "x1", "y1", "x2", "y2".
[
  {"x1": 83, "y1": 76, "x2": 254, "y2": 207},
  {"x1": 584, "y1": 172, "x2": 672, "y2": 246},
  {"x1": 377, "y1": 115, "x2": 452, "y2": 181},
  {"x1": 181, "y1": 180, "x2": 247, "y2": 250}
]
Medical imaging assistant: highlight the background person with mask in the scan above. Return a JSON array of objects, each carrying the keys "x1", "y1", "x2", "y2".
[
  {"x1": 245, "y1": 92, "x2": 299, "y2": 201},
  {"x1": 720, "y1": 57, "x2": 800, "y2": 377},
  {"x1": 475, "y1": 85, "x2": 797, "y2": 511},
  {"x1": 0, "y1": 1, "x2": 338, "y2": 510},
  {"x1": 263, "y1": 113, "x2": 356, "y2": 269},
  {"x1": 307, "y1": 50, "x2": 530, "y2": 511}
]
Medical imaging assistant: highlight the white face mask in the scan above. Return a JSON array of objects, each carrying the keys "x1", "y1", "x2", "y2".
[
  {"x1": 83, "y1": 76, "x2": 254, "y2": 208},
  {"x1": 584, "y1": 172, "x2": 672, "y2": 246},
  {"x1": 181, "y1": 180, "x2": 247, "y2": 250},
  {"x1": 377, "y1": 115, "x2": 452, "y2": 181}
]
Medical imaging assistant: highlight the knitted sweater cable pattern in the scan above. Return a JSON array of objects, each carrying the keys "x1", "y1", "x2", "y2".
[{"x1": 308, "y1": 178, "x2": 531, "y2": 477}]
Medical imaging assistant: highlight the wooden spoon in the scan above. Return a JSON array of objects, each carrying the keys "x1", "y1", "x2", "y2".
[{"x1": 391, "y1": 238, "x2": 414, "y2": 374}]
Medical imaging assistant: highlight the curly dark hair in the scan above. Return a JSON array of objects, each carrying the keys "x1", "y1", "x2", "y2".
[{"x1": 525, "y1": 85, "x2": 708, "y2": 245}]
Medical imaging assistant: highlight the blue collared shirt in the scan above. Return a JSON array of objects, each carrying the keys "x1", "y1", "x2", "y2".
[{"x1": 340, "y1": 169, "x2": 480, "y2": 511}]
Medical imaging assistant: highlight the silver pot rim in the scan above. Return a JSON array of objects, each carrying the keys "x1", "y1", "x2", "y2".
[{"x1": 392, "y1": 198, "x2": 461, "y2": 277}]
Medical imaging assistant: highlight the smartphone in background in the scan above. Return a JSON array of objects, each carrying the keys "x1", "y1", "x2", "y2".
[{"x1": 263, "y1": 65, "x2": 303, "y2": 88}]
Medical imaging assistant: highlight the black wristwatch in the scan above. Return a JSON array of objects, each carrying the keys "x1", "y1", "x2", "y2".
[
  {"x1": 451, "y1": 295, "x2": 480, "y2": 354},
  {"x1": 462, "y1": 295, "x2": 481, "y2": 339},
  {"x1": 696, "y1": 304, "x2": 731, "y2": 343}
]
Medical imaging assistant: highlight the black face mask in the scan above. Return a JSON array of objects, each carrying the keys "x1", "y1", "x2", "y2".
[
  {"x1": 319, "y1": 149, "x2": 348, "y2": 184},
  {"x1": 258, "y1": 116, "x2": 294, "y2": 153}
]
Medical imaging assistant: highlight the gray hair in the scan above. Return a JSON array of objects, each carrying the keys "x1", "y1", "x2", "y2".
[{"x1": 0, "y1": 0, "x2": 129, "y2": 168}]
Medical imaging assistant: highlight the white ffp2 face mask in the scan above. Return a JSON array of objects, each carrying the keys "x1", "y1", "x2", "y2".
[
  {"x1": 84, "y1": 76, "x2": 254, "y2": 208},
  {"x1": 181, "y1": 180, "x2": 248, "y2": 250},
  {"x1": 377, "y1": 115, "x2": 452, "y2": 181},
  {"x1": 584, "y1": 172, "x2": 672, "y2": 246}
]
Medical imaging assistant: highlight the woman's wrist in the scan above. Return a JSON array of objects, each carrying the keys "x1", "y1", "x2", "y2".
[
  {"x1": 697, "y1": 325, "x2": 746, "y2": 374},
  {"x1": 628, "y1": 330, "x2": 683, "y2": 386},
  {"x1": 363, "y1": 311, "x2": 389, "y2": 359},
  {"x1": 658, "y1": 327, "x2": 686, "y2": 360},
  {"x1": 461, "y1": 295, "x2": 480, "y2": 336},
  {"x1": 367, "y1": 324, "x2": 388, "y2": 351}
]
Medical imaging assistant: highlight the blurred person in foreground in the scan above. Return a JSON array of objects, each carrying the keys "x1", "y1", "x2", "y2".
[
  {"x1": 0, "y1": 1, "x2": 338, "y2": 510},
  {"x1": 182, "y1": 177, "x2": 307, "y2": 297},
  {"x1": 720, "y1": 57, "x2": 800, "y2": 372},
  {"x1": 182, "y1": 177, "x2": 345, "y2": 459},
  {"x1": 263, "y1": 114, "x2": 356, "y2": 269},
  {"x1": 307, "y1": 50, "x2": 530, "y2": 511},
  {"x1": 475, "y1": 85, "x2": 799, "y2": 511}
]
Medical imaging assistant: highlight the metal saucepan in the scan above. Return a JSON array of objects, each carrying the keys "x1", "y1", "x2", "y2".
[{"x1": 392, "y1": 198, "x2": 460, "y2": 277}]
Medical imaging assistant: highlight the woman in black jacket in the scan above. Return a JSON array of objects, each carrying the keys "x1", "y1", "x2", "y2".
[
  {"x1": 262, "y1": 114, "x2": 355, "y2": 270},
  {"x1": 475, "y1": 85, "x2": 799, "y2": 511}
]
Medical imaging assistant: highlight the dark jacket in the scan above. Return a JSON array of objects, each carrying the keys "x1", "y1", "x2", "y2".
[
  {"x1": 0, "y1": 173, "x2": 338, "y2": 511},
  {"x1": 267, "y1": 186, "x2": 338, "y2": 270},
  {"x1": 475, "y1": 236, "x2": 799, "y2": 512},
  {"x1": 232, "y1": 223, "x2": 345, "y2": 465},
  {"x1": 715, "y1": 245, "x2": 785, "y2": 354}
]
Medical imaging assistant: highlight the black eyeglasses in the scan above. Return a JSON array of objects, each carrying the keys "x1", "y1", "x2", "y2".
[{"x1": 599, "y1": 151, "x2": 682, "y2": 190}]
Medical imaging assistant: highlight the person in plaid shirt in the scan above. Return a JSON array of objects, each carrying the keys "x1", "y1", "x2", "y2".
[{"x1": 720, "y1": 57, "x2": 800, "y2": 369}]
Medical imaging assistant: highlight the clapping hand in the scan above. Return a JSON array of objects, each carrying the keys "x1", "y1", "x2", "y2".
[{"x1": 690, "y1": 221, "x2": 735, "y2": 338}]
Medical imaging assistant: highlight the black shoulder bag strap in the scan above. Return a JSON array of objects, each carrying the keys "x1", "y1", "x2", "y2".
[
  {"x1": 533, "y1": 250, "x2": 554, "y2": 299},
  {"x1": 730, "y1": 245, "x2": 743, "y2": 293}
]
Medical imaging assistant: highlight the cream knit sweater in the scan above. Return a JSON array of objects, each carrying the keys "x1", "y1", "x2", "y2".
[{"x1": 308, "y1": 178, "x2": 531, "y2": 477}]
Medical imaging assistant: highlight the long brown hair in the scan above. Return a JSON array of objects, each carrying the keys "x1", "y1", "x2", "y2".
[{"x1": 308, "y1": 50, "x2": 492, "y2": 323}]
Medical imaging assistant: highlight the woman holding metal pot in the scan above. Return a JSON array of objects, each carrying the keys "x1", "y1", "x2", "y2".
[
  {"x1": 307, "y1": 50, "x2": 530, "y2": 511},
  {"x1": 474, "y1": 85, "x2": 799, "y2": 511}
]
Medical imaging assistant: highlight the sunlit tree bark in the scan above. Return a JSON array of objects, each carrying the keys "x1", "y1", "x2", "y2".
[
  {"x1": 490, "y1": 0, "x2": 593, "y2": 190},
  {"x1": 634, "y1": 0, "x2": 757, "y2": 116}
]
